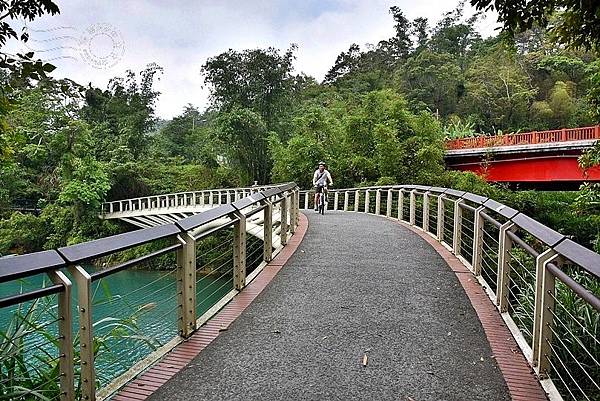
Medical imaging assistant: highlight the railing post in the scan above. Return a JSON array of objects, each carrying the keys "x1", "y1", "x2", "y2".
[
  {"x1": 294, "y1": 187, "x2": 300, "y2": 228},
  {"x1": 334, "y1": 192, "x2": 339, "y2": 211},
  {"x1": 497, "y1": 222, "x2": 515, "y2": 311},
  {"x1": 209, "y1": 191, "x2": 214, "y2": 207},
  {"x1": 472, "y1": 206, "x2": 485, "y2": 275},
  {"x1": 386, "y1": 189, "x2": 393, "y2": 217},
  {"x1": 354, "y1": 190, "x2": 360, "y2": 212},
  {"x1": 232, "y1": 210, "x2": 247, "y2": 290},
  {"x1": 437, "y1": 195, "x2": 445, "y2": 241},
  {"x1": 533, "y1": 250, "x2": 560, "y2": 375},
  {"x1": 68, "y1": 265, "x2": 95, "y2": 401},
  {"x1": 280, "y1": 194, "x2": 289, "y2": 246},
  {"x1": 263, "y1": 200, "x2": 273, "y2": 262},
  {"x1": 304, "y1": 191, "x2": 309, "y2": 210},
  {"x1": 422, "y1": 191, "x2": 430, "y2": 232},
  {"x1": 344, "y1": 192, "x2": 349, "y2": 211},
  {"x1": 47, "y1": 270, "x2": 74, "y2": 401},
  {"x1": 289, "y1": 191, "x2": 297, "y2": 234},
  {"x1": 452, "y1": 199, "x2": 463, "y2": 255},
  {"x1": 398, "y1": 190, "x2": 404, "y2": 220},
  {"x1": 176, "y1": 232, "x2": 197, "y2": 337},
  {"x1": 375, "y1": 190, "x2": 381, "y2": 215},
  {"x1": 409, "y1": 190, "x2": 416, "y2": 225},
  {"x1": 364, "y1": 190, "x2": 370, "y2": 213}
]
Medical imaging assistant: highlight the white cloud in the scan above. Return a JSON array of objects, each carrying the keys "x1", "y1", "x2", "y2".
[{"x1": 6, "y1": 0, "x2": 499, "y2": 119}]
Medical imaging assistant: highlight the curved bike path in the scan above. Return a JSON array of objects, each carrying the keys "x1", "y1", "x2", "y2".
[{"x1": 147, "y1": 211, "x2": 511, "y2": 401}]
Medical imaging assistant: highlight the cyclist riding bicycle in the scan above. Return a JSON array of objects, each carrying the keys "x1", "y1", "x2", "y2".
[{"x1": 313, "y1": 161, "x2": 333, "y2": 211}]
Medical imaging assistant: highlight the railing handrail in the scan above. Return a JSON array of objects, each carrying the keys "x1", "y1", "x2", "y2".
[
  {"x1": 101, "y1": 184, "x2": 277, "y2": 209},
  {"x1": 445, "y1": 125, "x2": 600, "y2": 150},
  {"x1": 0, "y1": 182, "x2": 296, "y2": 298}
]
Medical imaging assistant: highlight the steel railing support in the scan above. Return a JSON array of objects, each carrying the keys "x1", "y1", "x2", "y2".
[
  {"x1": 496, "y1": 222, "x2": 515, "y2": 311},
  {"x1": 533, "y1": 250, "x2": 560, "y2": 377},
  {"x1": 422, "y1": 191, "x2": 430, "y2": 232},
  {"x1": 398, "y1": 190, "x2": 404, "y2": 220},
  {"x1": 69, "y1": 265, "x2": 95, "y2": 401},
  {"x1": 364, "y1": 190, "x2": 370, "y2": 213},
  {"x1": 472, "y1": 206, "x2": 485, "y2": 275},
  {"x1": 176, "y1": 232, "x2": 197, "y2": 337},
  {"x1": 436, "y1": 194, "x2": 445, "y2": 241},
  {"x1": 289, "y1": 191, "x2": 297, "y2": 234},
  {"x1": 452, "y1": 199, "x2": 463, "y2": 255},
  {"x1": 263, "y1": 200, "x2": 273, "y2": 262},
  {"x1": 232, "y1": 210, "x2": 247, "y2": 290},
  {"x1": 344, "y1": 192, "x2": 349, "y2": 211},
  {"x1": 354, "y1": 190, "x2": 360, "y2": 212},
  {"x1": 409, "y1": 190, "x2": 416, "y2": 225},
  {"x1": 375, "y1": 190, "x2": 381, "y2": 215},
  {"x1": 334, "y1": 192, "x2": 339, "y2": 211},
  {"x1": 280, "y1": 194, "x2": 289, "y2": 246},
  {"x1": 47, "y1": 270, "x2": 74, "y2": 401},
  {"x1": 386, "y1": 189, "x2": 393, "y2": 217}
]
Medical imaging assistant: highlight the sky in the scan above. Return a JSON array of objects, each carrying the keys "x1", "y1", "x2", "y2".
[{"x1": 6, "y1": 0, "x2": 500, "y2": 119}]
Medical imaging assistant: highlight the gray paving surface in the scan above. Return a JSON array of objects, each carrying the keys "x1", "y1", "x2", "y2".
[{"x1": 148, "y1": 212, "x2": 510, "y2": 401}]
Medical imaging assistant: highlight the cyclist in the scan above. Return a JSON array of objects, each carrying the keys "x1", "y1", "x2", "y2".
[{"x1": 313, "y1": 161, "x2": 333, "y2": 211}]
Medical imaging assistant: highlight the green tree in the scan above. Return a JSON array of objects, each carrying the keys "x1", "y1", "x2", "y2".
[
  {"x1": 82, "y1": 64, "x2": 163, "y2": 160},
  {"x1": 471, "y1": 0, "x2": 600, "y2": 50},
  {"x1": 215, "y1": 107, "x2": 270, "y2": 184},
  {"x1": 459, "y1": 43, "x2": 535, "y2": 131},
  {"x1": 398, "y1": 50, "x2": 463, "y2": 116},
  {"x1": 429, "y1": 1, "x2": 482, "y2": 66},
  {"x1": 201, "y1": 47, "x2": 298, "y2": 134},
  {"x1": 151, "y1": 105, "x2": 217, "y2": 166}
]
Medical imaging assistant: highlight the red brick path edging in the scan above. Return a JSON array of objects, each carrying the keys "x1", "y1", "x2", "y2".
[
  {"x1": 109, "y1": 213, "x2": 309, "y2": 401},
  {"x1": 398, "y1": 220, "x2": 549, "y2": 401}
]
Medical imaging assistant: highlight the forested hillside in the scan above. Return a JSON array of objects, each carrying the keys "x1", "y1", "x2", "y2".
[{"x1": 1, "y1": 2, "x2": 599, "y2": 255}]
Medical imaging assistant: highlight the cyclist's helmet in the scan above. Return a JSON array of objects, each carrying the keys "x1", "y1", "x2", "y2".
[{"x1": 318, "y1": 161, "x2": 325, "y2": 167}]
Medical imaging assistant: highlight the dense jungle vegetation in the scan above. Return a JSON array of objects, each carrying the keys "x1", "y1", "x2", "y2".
[{"x1": 1, "y1": 1, "x2": 600, "y2": 255}]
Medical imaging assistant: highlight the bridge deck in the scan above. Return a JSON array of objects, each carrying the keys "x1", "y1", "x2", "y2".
[{"x1": 140, "y1": 212, "x2": 516, "y2": 400}]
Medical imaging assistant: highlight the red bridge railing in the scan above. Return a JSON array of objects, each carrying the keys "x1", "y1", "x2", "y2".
[{"x1": 446, "y1": 125, "x2": 600, "y2": 150}]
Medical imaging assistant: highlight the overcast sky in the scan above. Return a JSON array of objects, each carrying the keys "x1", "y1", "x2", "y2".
[{"x1": 7, "y1": 0, "x2": 499, "y2": 119}]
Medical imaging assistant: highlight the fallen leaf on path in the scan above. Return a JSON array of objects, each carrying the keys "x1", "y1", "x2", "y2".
[{"x1": 362, "y1": 354, "x2": 368, "y2": 366}]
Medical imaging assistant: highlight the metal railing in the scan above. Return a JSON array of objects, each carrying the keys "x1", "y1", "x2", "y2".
[
  {"x1": 0, "y1": 183, "x2": 299, "y2": 401},
  {"x1": 101, "y1": 184, "x2": 279, "y2": 216},
  {"x1": 446, "y1": 125, "x2": 600, "y2": 150},
  {"x1": 300, "y1": 185, "x2": 600, "y2": 401}
]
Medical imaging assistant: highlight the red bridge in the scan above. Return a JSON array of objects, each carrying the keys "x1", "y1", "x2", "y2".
[{"x1": 445, "y1": 125, "x2": 600, "y2": 187}]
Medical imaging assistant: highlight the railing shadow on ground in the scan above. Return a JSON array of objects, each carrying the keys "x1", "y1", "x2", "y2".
[
  {"x1": 0, "y1": 183, "x2": 299, "y2": 401},
  {"x1": 300, "y1": 185, "x2": 599, "y2": 401}
]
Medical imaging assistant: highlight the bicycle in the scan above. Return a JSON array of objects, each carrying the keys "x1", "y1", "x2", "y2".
[{"x1": 317, "y1": 186, "x2": 329, "y2": 215}]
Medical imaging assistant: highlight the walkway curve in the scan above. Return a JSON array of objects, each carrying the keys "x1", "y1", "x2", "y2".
[{"x1": 136, "y1": 211, "x2": 515, "y2": 401}]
